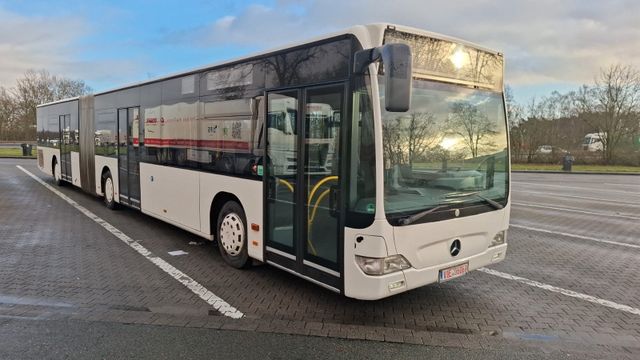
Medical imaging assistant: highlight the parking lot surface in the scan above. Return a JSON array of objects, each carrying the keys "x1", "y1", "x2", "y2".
[{"x1": 1, "y1": 159, "x2": 639, "y2": 358}]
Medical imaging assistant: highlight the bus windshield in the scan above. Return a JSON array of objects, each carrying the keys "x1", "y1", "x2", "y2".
[{"x1": 380, "y1": 78, "x2": 508, "y2": 223}]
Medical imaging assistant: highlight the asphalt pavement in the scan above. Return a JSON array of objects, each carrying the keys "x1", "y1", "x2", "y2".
[{"x1": 0, "y1": 158, "x2": 639, "y2": 359}]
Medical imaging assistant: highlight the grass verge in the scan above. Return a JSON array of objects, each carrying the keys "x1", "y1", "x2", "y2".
[
  {"x1": 0, "y1": 147, "x2": 36, "y2": 157},
  {"x1": 512, "y1": 163, "x2": 640, "y2": 173}
]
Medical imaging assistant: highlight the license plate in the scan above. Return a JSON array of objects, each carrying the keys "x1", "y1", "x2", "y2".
[{"x1": 439, "y1": 263, "x2": 469, "y2": 282}]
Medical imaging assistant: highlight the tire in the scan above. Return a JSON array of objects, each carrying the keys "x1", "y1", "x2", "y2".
[
  {"x1": 52, "y1": 159, "x2": 63, "y2": 186},
  {"x1": 216, "y1": 201, "x2": 250, "y2": 269},
  {"x1": 102, "y1": 171, "x2": 118, "y2": 210}
]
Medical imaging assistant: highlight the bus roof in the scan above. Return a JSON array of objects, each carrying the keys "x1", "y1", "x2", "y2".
[{"x1": 38, "y1": 23, "x2": 501, "y2": 108}]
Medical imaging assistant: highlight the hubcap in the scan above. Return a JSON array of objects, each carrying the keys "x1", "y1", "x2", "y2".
[
  {"x1": 105, "y1": 178, "x2": 114, "y2": 203},
  {"x1": 219, "y1": 213, "x2": 244, "y2": 257}
]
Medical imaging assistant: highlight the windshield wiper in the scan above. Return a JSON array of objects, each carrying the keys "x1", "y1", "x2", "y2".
[
  {"x1": 446, "y1": 191, "x2": 503, "y2": 210},
  {"x1": 397, "y1": 193, "x2": 503, "y2": 226},
  {"x1": 398, "y1": 204, "x2": 450, "y2": 225}
]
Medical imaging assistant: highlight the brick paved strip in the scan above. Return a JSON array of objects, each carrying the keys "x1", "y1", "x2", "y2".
[
  {"x1": 16, "y1": 165, "x2": 243, "y2": 319},
  {"x1": 510, "y1": 224, "x2": 640, "y2": 250},
  {"x1": 479, "y1": 267, "x2": 640, "y2": 317}
]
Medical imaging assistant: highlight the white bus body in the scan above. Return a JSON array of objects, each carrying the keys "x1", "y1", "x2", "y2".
[{"x1": 36, "y1": 23, "x2": 510, "y2": 300}]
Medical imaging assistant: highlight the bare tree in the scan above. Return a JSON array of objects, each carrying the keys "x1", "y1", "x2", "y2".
[
  {"x1": 263, "y1": 47, "x2": 320, "y2": 86},
  {"x1": 505, "y1": 86, "x2": 525, "y2": 160},
  {"x1": 449, "y1": 102, "x2": 497, "y2": 158},
  {"x1": 574, "y1": 64, "x2": 640, "y2": 163},
  {"x1": 0, "y1": 87, "x2": 17, "y2": 140},
  {"x1": 521, "y1": 98, "x2": 553, "y2": 162},
  {"x1": 406, "y1": 112, "x2": 439, "y2": 167},
  {"x1": 1, "y1": 69, "x2": 91, "y2": 140},
  {"x1": 382, "y1": 112, "x2": 439, "y2": 167},
  {"x1": 382, "y1": 117, "x2": 404, "y2": 166}
]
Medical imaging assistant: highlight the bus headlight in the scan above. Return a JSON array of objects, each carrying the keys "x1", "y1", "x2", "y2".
[
  {"x1": 355, "y1": 254, "x2": 411, "y2": 276},
  {"x1": 490, "y1": 230, "x2": 507, "y2": 247}
]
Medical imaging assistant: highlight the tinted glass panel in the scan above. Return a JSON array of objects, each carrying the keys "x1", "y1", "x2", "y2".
[
  {"x1": 304, "y1": 85, "x2": 343, "y2": 266},
  {"x1": 118, "y1": 108, "x2": 128, "y2": 198},
  {"x1": 266, "y1": 91, "x2": 298, "y2": 251},
  {"x1": 347, "y1": 74, "x2": 376, "y2": 227},
  {"x1": 95, "y1": 109, "x2": 117, "y2": 157},
  {"x1": 265, "y1": 39, "x2": 350, "y2": 88},
  {"x1": 380, "y1": 78, "x2": 508, "y2": 223}
]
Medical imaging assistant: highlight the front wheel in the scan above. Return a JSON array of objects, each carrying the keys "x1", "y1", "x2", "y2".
[
  {"x1": 216, "y1": 201, "x2": 250, "y2": 269},
  {"x1": 102, "y1": 171, "x2": 118, "y2": 210}
]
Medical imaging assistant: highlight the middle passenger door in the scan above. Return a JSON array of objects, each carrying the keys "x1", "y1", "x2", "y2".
[{"x1": 265, "y1": 84, "x2": 346, "y2": 292}]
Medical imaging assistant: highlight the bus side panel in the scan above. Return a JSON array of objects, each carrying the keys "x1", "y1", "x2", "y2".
[
  {"x1": 71, "y1": 151, "x2": 81, "y2": 187},
  {"x1": 199, "y1": 172, "x2": 263, "y2": 261},
  {"x1": 37, "y1": 146, "x2": 60, "y2": 177},
  {"x1": 94, "y1": 155, "x2": 118, "y2": 200},
  {"x1": 139, "y1": 162, "x2": 200, "y2": 231}
]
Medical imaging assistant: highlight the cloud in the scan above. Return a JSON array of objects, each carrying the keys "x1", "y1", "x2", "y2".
[
  {"x1": 3, "y1": 0, "x2": 637, "y2": 102},
  {"x1": 164, "y1": 0, "x2": 640, "y2": 89},
  {"x1": 0, "y1": 6, "x2": 142, "y2": 89},
  {"x1": 165, "y1": 3, "x2": 319, "y2": 48}
]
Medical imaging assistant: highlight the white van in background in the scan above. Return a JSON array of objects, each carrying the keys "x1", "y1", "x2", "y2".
[{"x1": 583, "y1": 132, "x2": 605, "y2": 152}]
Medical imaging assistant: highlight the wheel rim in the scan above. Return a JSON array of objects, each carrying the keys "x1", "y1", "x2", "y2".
[
  {"x1": 219, "y1": 212, "x2": 244, "y2": 257},
  {"x1": 105, "y1": 178, "x2": 114, "y2": 203}
]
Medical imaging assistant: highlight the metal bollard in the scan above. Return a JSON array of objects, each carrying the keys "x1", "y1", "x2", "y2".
[{"x1": 562, "y1": 153, "x2": 574, "y2": 172}]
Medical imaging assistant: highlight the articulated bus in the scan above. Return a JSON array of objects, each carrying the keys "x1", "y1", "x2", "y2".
[{"x1": 36, "y1": 24, "x2": 510, "y2": 300}]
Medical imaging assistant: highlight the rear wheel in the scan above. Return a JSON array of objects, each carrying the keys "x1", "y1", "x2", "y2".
[
  {"x1": 216, "y1": 201, "x2": 249, "y2": 269},
  {"x1": 102, "y1": 171, "x2": 117, "y2": 210},
  {"x1": 52, "y1": 159, "x2": 63, "y2": 186}
]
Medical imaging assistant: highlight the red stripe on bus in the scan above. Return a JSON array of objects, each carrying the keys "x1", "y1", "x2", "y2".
[{"x1": 144, "y1": 138, "x2": 250, "y2": 150}]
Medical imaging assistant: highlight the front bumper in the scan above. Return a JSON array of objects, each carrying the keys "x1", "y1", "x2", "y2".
[
  {"x1": 402, "y1": 243, "x2": 507, "y2": 290},
  {"x1": 345, "y1": 244, "x2": 507, "y2": 300}
]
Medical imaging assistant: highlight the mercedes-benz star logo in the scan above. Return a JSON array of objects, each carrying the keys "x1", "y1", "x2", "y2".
[{"x1": 450, "y1": 239, "x2": 461, "y2": 257}]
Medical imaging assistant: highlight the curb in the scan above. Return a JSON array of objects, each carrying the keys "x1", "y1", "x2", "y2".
[
  {"x1": 0, "y1": 156, "x2": 37, "y2": 159},
  {"x1": 512, "y1": 170, "x2": 640, "y2": 176}
]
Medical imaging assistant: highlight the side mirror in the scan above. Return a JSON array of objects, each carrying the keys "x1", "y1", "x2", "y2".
[{"x1": 354, "y1": 43, "x2": 412, "y2": 112}]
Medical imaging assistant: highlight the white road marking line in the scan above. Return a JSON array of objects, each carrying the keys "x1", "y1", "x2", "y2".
[
  {"x1": 17, "y1": 165, "x2": 243, "y2": 319},
  {"x1": 515, "y1": 190, "x2": 640, "y2": 207},
  {"x1": 479, "y1": 267, "x2": 640, "y2": 317},
  {"x1": 510, "y1": 224, "x2": 640, "y2": 250},
  {"x1": 168, "y1": 250, "x2": 189, "y2": 256},
  {"x1": 512, "y1": 202, "x2": 640, "y2": 221},
  {"x1": 604, "y1": 182, "x2": 640, "y2": 188},
  {"x1": 512, "y1": 181, "x2": 639, "y2": 196}
]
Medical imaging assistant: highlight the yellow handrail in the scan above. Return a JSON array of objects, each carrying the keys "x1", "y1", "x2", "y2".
[
  {"x1": 277, "y1": 178, "x2": 294, "y2": 192},
  {"x1": 273, "y1": 175, "x2": 338, "y2": 257},
  {"x1": 307, "y1": 175, "x2": 338, "y2": 207},
  {"x1": 274, "y1": 177, "x2": 317, "y2": 255},
  {"x1": 306, "y1": 187, "x2": 332, "y2": 257},
  {"x1": 308, "y1": 188, "x2": 330, "y2": 226}
]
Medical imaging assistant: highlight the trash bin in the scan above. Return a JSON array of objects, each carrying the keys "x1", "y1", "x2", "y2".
[
  {"x1": 26, "y1": 144, "x2": 33, "y2": 156},
  {"x1": 20, "y1": 143, "x2": 27, "y2": 156},
  {"x1": 562, "y1": 153, "x2": 574, "y2": 172}
]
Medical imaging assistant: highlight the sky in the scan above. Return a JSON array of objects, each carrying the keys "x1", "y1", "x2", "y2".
[{"x1": 0, "y1": 0, "x2": 638, "y2": 104}]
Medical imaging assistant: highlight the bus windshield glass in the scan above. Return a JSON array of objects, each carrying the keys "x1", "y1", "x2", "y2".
[{"x1": 379, "y1": 78, "x2": 508, "y2": 222}]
